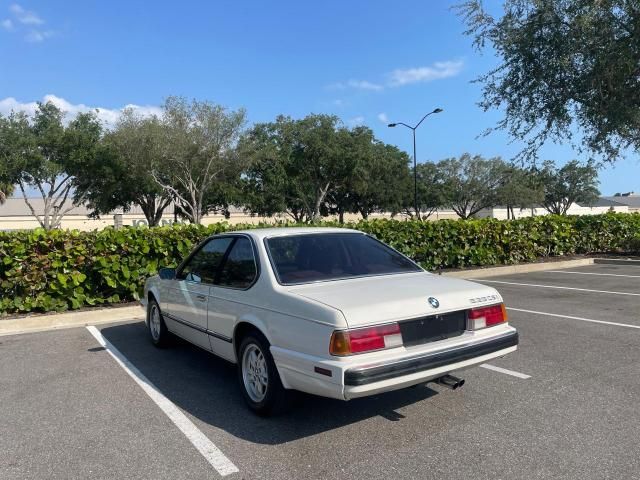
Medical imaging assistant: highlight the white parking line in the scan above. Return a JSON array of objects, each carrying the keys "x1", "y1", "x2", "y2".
[
  {"x1": 507, "y1": 307, "x2": 640, "y2": 330},
  {"x1": 480, "y1": 363, "x2": 531, "y2": 379},
  {"x1": 86, "y1": 326, "x2": 239, "y2": 477},
  {"x1": 472, "y1": 279, "x2": 640, "y2": 297},
  {"x1": 546, "y1": 270, "x2": 640, "y2": 278}
]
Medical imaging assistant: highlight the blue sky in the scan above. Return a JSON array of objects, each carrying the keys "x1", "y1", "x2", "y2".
[{"x1": 0, "y1": 0, "x2": 637, "y2": 195}]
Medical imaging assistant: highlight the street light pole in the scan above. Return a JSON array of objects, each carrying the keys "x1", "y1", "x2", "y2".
[
  {"x1": 412, "y1": 128, "x2": 417, "y2": 218},
  {"x1": 388, "y1": 108, "x2": 443, "y2": 219}
]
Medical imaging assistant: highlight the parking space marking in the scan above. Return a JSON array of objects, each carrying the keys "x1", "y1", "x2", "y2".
[
  {"x1": 479, "y1": 363, "x2": 531, "y2": 379},
  {"x1": 473, "y1": 279, "x2": 640, "y2": 297},
  {"x1": 86, "y1": 326, "x2": 239, "y2": 477},
  {"x1": 507, "y1": 307, "x2": 640, "y2": 330},
  {"x1": 546, "y1": 270, "x2": 640, "y2": 278}
]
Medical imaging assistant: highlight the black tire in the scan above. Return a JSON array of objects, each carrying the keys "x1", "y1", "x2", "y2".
[
  {"x1": 237, "y1": 332, "x2": 291, "y2": 416},
  {"x1": 147, "y1": 298, "x2": 170, "y2": 348}
]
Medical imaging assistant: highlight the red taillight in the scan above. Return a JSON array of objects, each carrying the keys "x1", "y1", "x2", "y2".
[
  {"x1": 330, "y1": 323, "x2": 403, "y2": 356},
  {"x1": 468, "y1": 303, "x2": 507, "y2": 330}
]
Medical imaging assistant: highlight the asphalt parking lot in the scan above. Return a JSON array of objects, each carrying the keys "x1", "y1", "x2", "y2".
[{"x1": 1, "y1": 262, "x2": 639, "y2": 480}]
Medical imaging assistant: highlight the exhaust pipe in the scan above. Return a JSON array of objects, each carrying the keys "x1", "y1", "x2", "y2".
[{"x1": 435, "y1": 374, "x2": 465, "y2": 390}]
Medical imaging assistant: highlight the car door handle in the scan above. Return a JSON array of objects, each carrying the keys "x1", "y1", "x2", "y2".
[{"x1": 195, "y1": 295, "x2": 207, "y2": 302}]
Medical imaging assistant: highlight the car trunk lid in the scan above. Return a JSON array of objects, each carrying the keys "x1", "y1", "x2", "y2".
[{"x1": 286, "y1": 272, "x2": 501, "y2": 328}]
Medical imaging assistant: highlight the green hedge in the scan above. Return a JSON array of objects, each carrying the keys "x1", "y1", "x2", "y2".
[{"x1": 1, "y1": 213, "x2": 638, "y2": 315}]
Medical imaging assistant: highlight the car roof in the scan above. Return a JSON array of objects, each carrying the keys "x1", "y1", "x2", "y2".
[{"x1": 228, "y1": 226, "x2": 364, "y2": 240}]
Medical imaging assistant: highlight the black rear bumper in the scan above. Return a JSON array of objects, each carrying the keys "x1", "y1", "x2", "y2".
[{"x1": 344, "y1": 331, "x2": 519, "y2": 386}]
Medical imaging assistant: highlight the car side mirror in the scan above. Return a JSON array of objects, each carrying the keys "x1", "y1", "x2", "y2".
[{"x1": 158, "y1": 267, "x2": 176, "y2": 280}]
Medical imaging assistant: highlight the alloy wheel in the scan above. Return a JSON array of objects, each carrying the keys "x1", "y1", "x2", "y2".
[{"x1": 242, "y1": 344, "x2": 269, "y2": 402}]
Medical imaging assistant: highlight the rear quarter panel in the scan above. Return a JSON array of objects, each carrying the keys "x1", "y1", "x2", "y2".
[{"x1": 227, "y1": 288, "x2": 347, "y2": 362}]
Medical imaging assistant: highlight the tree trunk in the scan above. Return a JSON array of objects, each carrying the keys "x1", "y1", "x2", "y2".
[
  {"x1": 140, "y1": 199, "x2": 155, "y2": 226},
  {"x1": 138, "y1": 195, "x2": 170, "y2": 227},
  {"x1": 192, "y1": 192, "x2": 203, "y2": 224},
  {"x1": 311, "y1": 182, "x2": 331, "y2": 223},
  {"x1": 151, "y1": 205, "x2": 164, "y2": 226},
  {"x1": 288, "y1": 208, "x2": 304, "y2": 223},
  {"x1": 193, "y1": 206, "x2": 202, "y2": 224}
]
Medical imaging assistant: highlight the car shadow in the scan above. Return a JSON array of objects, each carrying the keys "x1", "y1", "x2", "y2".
[{"x1": 99, "y1": 321, "x2": 440, "y2": 445}]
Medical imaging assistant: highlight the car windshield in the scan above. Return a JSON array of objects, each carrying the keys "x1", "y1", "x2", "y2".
[{"x1": 266, "y1": 232, "x2": 421, "y2": 285}]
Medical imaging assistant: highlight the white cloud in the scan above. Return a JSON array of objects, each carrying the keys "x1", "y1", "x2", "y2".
[
  {"x1": 377, "y1": 113, "x2": 389, "y2": 124},
  {"x1": 326, "y1": 82, "x2": 345, "y2": 90},
  {"x1": 346, "y1": 79, "x2": 383, "y2": 91},
  {"x1": 329, "y1": 60, "x2": 464, "y2": 93},
  {"x1": 0, "y1": 95, "x2": 162, "y2": 128},
  {"x1": 327, "y1": 79, "x2": 383, "y2": 92},
  {"x1": 4, "y1": 4, "x2": 53, "y2": 42},
  {"x1": 9, "y1": 4, "x2": 43, "y2": 25},
  {"x1": 25, "y1": 29, "x2": 53, "y2": 42},
  {"x1": 388, "y1": 60, "x2": 464, "y2": 87},
  {"x1": 347, "y1": 116, "x2": 365, "y2": 127}
]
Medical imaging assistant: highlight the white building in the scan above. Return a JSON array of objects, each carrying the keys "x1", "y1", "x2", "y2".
[
  {"x1": 0, "y1": 197, "x2": 438, "y2": 231},
  {"x1": 601, "y1": 192, "x2": 640, "y2": 213},
  {"x1": 477, "y1": 198, "x2": 629, "y2": 220},
  {"x1": 0, "y1": 195, "x2": 632, "y2": 231},
  {"x1": 0, "y1": 197, "x2": 285, "y2": 231}
]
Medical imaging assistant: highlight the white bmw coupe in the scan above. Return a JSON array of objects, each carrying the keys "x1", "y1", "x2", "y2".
[{"x1": 142, "y1": 227, "x2": 518, "y2": 415}]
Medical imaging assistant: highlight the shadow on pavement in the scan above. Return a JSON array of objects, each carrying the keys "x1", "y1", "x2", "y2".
[{"x1": 100, "y1": 321, "x2": 439, "y2": 445}]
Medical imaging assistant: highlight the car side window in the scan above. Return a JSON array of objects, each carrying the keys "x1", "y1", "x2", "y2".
[
  {"x1": 177, "y1": 237, "x2": 233, "y2": 284},
  {"x1": 217, "y1": 237, "x2": 258, "y2": 289}
]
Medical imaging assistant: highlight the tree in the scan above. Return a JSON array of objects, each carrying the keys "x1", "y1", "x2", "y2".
[
  {"x1": 292, "y1": 114, "x2": 345, "y2": 222},
  {"x1": 152, "y1": 96, "x2": 246, "y2": 224},
  {"x1": 242, "y1": 116, "x2": 410, "y2": 222},
  {"x1": 239, "y1": 119, "x2": 299, "y2": 220},
  {"x1": 0, "y1": 112, "x2": 30, "y2": 204},
  {"x1": 73, "y1": 109, "x2": 173, "y2": 226},
  {"x1": 349, "y1": 140, "x2": 411, "y2": 220},
  {"x1": 536, "y1": 160, "x2": 600, "y2": 215},
  {"x1": 400, "y1": 162, "x2": 447, "y2": 220},
  {"x1": 241, "y1": 114, "x2": 346, "y2": 223},
  {"x1": 457, "y1": 0, "x2": 640, "y2": 162},
  {"x1": 325, "y1": 127, "x2": 411, "y2": 222},
  {"x1": 0, "y1": 102, "x2": 103, "y2": 230},
  {"x1": 323, "y1": 126, "x2": 368, "y2": 222},
  {"x1": 495, "y1": 165, "x2": 544, "y2": 219},
  {"x1": 439, "y1": 153, "x2": 505, "y2": 219}
]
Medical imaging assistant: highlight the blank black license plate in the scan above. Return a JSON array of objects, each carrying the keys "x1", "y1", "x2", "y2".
[{"x1": 399, "y1": 311, "x2": 466, "y2": 347}]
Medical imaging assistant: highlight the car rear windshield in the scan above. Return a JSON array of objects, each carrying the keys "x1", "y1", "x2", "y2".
[{"x1": 265, "y1": 233, "x2": 421, "y2": 285}]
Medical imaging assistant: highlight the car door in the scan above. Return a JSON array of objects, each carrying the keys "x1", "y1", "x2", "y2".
[
  {"x1": 207, "y1": 236, "x2": 259, "y2": 361},
  {"x1": 164, "y1": 237, "x2": 234, "y2": 351}
]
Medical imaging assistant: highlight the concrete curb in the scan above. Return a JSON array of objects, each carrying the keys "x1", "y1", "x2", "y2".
[
  {"x1": 0, "y1": 305, "x2": 144, "y2": 337},
  {"x1": 441, "y1": 258, "x2": 595, "y2": 279},
  {"x1": 594, "y1": 258, "x2": 640, "y2": 266}
]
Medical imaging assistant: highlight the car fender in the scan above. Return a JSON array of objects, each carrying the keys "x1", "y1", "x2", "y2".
[
  {"x1": 232, "y1": 312, "x2": 304, "y2": 389},
  {"x1": 232, "y1": 313, "x2": 273, "y2": 350}
]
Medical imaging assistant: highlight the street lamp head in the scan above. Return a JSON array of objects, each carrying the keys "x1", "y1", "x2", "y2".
[
  {"x1": 433, "y1": 108, "x2": 443, "y2": 114},
  {"x1": 387, "y1": 123, "x2": 397, "y2": 127}
]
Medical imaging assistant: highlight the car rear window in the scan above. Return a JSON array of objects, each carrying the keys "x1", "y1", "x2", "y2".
[{"x1": 266, "y1": 233, "x2": 421, "y2": 285}]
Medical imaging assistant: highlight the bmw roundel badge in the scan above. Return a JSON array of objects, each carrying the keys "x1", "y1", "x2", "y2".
[{"x1": 428, "y1": 297, "x2": 440, "y2": 309}]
